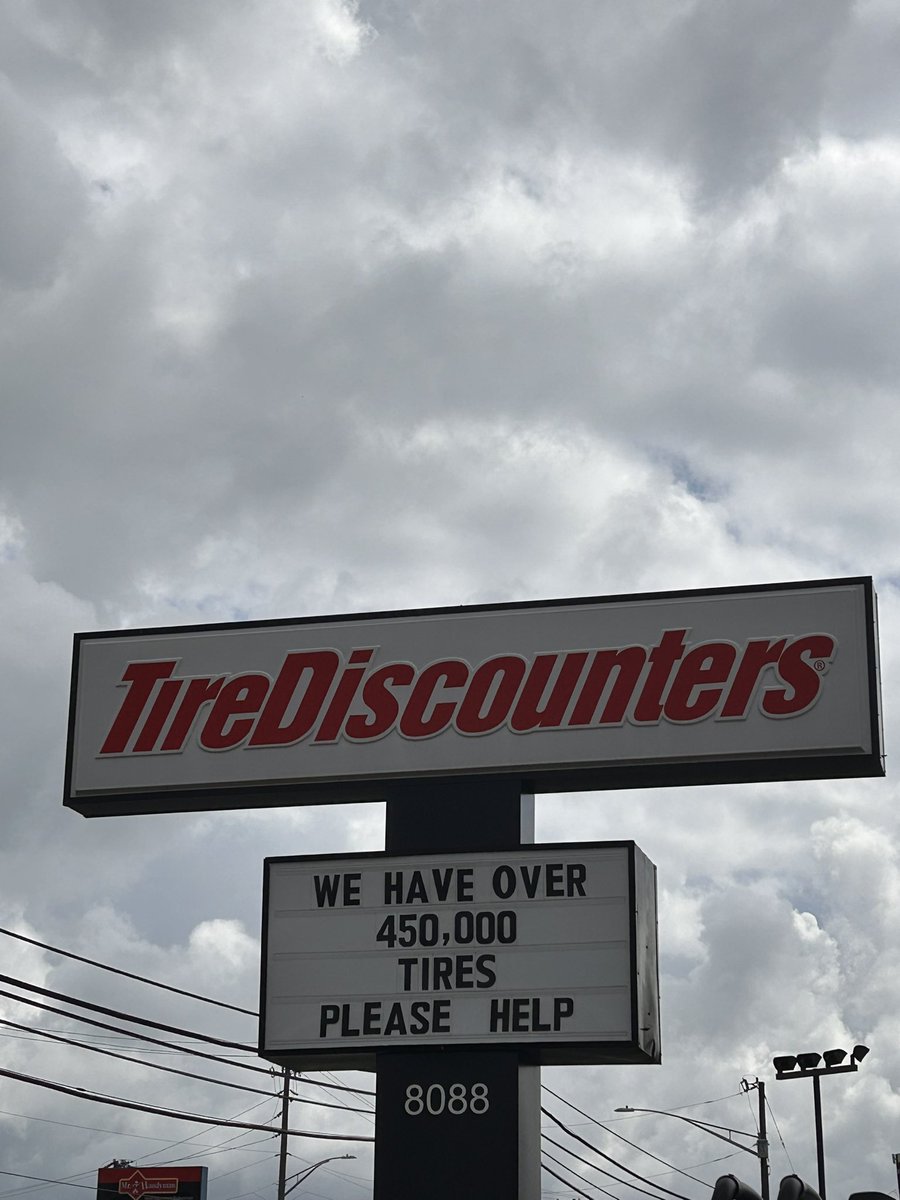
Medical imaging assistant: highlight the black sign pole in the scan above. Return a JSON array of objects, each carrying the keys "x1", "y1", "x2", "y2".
[{"x1": 374, "y1": 777, "x2": 540, "y2": 1200}]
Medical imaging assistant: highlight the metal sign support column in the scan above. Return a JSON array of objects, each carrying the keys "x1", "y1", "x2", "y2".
[{"x1": 373, "y1": 778, "x2": 540, "y2": 1200}]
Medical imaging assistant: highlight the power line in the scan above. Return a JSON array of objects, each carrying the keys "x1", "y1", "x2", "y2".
[
  {"x1": 542, "y1": 1084, "x2": 709, "y2": 1186},
  {"x1": 321, "y1": 1069, "x2": 376, "y2": 1107},
  {"x1": 0, "y1": 936, "x2": 376, "y2": 1101},
  {"x1": 542, "y1": 1144, "x2": 624, "y2": 1198},
  {"x1": 165, "y1": 1134, "x2": 278, "y2": 1165},
  {"x1": 0, "y1": 1018, "x2": 375, "y2": 1113},
  {"x1": 133, "y1": 1095, "x2": 280, "y2": 1164},
  {"x1": 0, "y1": 1098, "x2": 282, "y2": 1200},
  {"x1": 765, "y1": 1093, "x2": 794, "y2": 1174},
  {"x1": 0, "y1": 985, "x2": 271, "y2": 1077},
  {"x1": 542, "y1": 1157, "x2": 598, "y2": 1200},
  {"x1": 542, "y1": 1133, "x2": 692, "y2": 1200},
  {"x1": 0, "y1": 1107, "x2": 179, "y2": 1143},
  {"x1": 0, "y1": 1026, "x2": 250, "y2": 1052},
  {"x1": 0, "y1": 1175, "x2": 142, "y2": 1200},
  {"x1": 0, "y1": 973, "x2": 251, "y2": 1052},
  {"x1": 0, "y1": 1017, "x2": 273, "y2": 1095},
  {"x1": 0, "y1": 1064, "x2": 374, "y2": 1142},
  {"x1": 295, "y1": 1074, "x2": 375, "y2": 1098},
  {"x1": 541, "y1": 1107, "x2": 693, "y2": 1200},
  {"x1": 0, "y1": 987, "x2": 376, "y2": 1106},
  {"x1": 0, "y1": 927, "x2": 256, "y2": 1016},
  {"x1": 0, "y1": 1174, "x2": 97, "y2": 1195},
  {"x1": 297, "y1": 1072, "x2": 375, "y2": 1125}
]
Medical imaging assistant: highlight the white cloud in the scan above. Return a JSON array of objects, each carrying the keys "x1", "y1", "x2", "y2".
[{"x1": 1, "y1": 2, "x2": 899, "y2": 1197}]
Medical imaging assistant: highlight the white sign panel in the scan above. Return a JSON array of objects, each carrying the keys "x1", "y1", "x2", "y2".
[
  {"x1": 65, "y1": 578, "x2": 883, "y2": 815},
  {"x1": 260, "y1": 843, "x2": 660, "y2": 1068}
]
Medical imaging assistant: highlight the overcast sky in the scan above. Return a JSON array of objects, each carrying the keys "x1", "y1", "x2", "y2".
[{"x1": 2, "y1": 2, "x2": 900, "y2": 1199}]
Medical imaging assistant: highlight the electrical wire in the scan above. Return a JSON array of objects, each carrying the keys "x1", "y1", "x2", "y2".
[
  {"x1": 134, "y1": 1095, "x2": 280, "y2": 1164},
  {"x1": 166, "y1": 1134, "x2": 278, "y2": 1165},
  {"x1": 295, "y1": 1073, "x2": 375, "y2": 1125},
  {"x1": 0, "y1": 1065, "x2": 374, "y2": 1142},
  {"x1": 0, "y1": 986, "x2": 271, "y2": 1077},
  {"x1": 0, "y1": 1098, "x2": 282, "y2": 1200},
  {"x1": 1, "y1": 991, "x2": 377, "y2": 1125},
  {"x1": 0, "y1": 926, "x2": 378, "y2": 1192},
  {"x1": 0, "y1": 1018, "x2": 272, "y2": 1095},
  {"x1": 765, "y1": 1094, "x2": 795, "y2": 1173},
  {"x1": 541, "y1": 1107, "x2": 692, "y2": 1200},
  {"x1": 0, "y1": 1174, "x2": 98, "y2": 1194},
  {"x1": 0, "y1": 1027, "x2": 251, "y2": 1052},
  {"x1": 0, "y1": 1107, "x2": 180, "y2": 1144},
  {"x1": 287, "y1": 1161, "x2": 370, "y2": 1196},
  {"x1": 542, "y1": 1144, "x2": 624, "y2": 1198},
  {"x1": 542, "y1": 1133, "x2": 693, "y2": 1200},
  {"x1": 320, "y1": 1070, "x2": 377, "y2": 1106},
  {"x1": 0, "y1": 939, "x2": 376, "y2": 1100},
  {"x1": 0, "y1": 1018, "x2": 375, "y2": 1113},
  {"x1": 0, "y1": 973, "x2": 251, "y2": 1052},
  {"x1": 544, "y1": 1123, "x2": 740, "y2": 1188},
  {"x1": 1, "y1": 930, "x2": 736, "y2": 1195},
  {"x1": 0, "y1": 927, "x2": 256, "y2": 1016},
  {"x1": 0, "y1": 1173, "x2": 126, "y2": 1200},
  {"x1": 542, "y1": 1158, "x2": 598, "y2": 1200},
  {"x1": 542, "y1": 1085, "x2": 709, "y2": 1187},
  {"x1": 296, "y1": 1073, "x2": 375, "y2": 1098},
  {"x1": 204, "y1": 1154, "x2": 279, "y2": 1186}
]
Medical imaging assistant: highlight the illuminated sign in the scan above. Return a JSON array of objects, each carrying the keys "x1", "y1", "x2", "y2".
[{"x1": 66, "y1": 578, "x2": 883, "y2": 816}]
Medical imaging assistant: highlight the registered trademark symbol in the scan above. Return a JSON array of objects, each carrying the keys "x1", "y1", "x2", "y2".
[{"x1": 814, "y1": 659, "x2": 826, "y2": 672}]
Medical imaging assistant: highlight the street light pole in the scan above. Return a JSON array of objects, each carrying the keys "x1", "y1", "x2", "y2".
[
  {"x1": 283, "y1": 1155, "x2": 356, "y2": 1196},
  {"x1": 812, "y1": 1075, "x2": 825, "y2": 1200},
  {"x1": 772, "y1": 1043, "x2": 869, "y2": 1200},
  {"x1": 615, "y1": 1102, "x2": 769, "y2": 1200}
]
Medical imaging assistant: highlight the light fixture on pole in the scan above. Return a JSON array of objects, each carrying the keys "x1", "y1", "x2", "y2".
[
  {"x1": 772, "y1": 1044, "x2": 869, "y2": 1200},
  {"x1": 615, "y1": 1098, "x2": 769, "y2": 1200},
  {"x1": 283, "y1": 1155, "x2": 357, "y2": 1197}
]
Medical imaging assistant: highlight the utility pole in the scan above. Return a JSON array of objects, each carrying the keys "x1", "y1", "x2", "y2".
[
  {"x1": 740, "y1": 1076, "x2": 769, "y2": 1200},
  {"x1": 277, "y1": 1068, "x2": 291, "y2": 1200},
  {"x1": 756, "y1": 1080, "x2": 770, "y2": 1200}
]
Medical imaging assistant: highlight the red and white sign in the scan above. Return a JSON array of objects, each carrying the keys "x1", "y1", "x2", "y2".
[
  {"x1": 65, "y1": 578, "x2": 883, "y2": 816},
  {"x1": 96, "y1": 1168, "x2": 207, "y2": 1200},
  {"x1": 117, "y1": 1175, "x2": 177, "y2": 1199}
]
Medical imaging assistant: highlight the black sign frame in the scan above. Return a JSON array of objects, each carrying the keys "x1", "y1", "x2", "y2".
[
  {"x1": 258, "y1": 836, "x2": 659, "y2": 1070},
  {"x1": 65, "y1": 576, "x2": 885, "y2": 817}
]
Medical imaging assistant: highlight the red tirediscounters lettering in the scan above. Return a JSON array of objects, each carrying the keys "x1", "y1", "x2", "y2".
[{"x1": 97, "y1": 629, "x2": 837, "y2": 756}]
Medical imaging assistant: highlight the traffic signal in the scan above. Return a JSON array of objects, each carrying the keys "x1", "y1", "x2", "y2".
[
  {"x1": 777, "y1": 1175, "x2": 821, "y2": 1200},
  {"x1": 712, "y1": 1175, "x2": 763, "y2": 1200}
]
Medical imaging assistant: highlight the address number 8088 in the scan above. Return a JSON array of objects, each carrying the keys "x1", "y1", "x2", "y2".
[{"x1": 404, "y1": 1083, "x2": 489, "y2": 1116}]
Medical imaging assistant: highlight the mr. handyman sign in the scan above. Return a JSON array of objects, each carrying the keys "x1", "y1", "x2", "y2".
[{"x1": 65, "y1": 577, "x2": 883, "y2": 816}]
